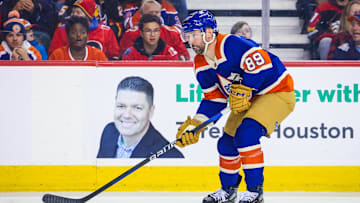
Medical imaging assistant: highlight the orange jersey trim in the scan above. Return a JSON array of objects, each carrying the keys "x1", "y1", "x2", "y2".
[
  {"x1": 28, "y1": 46, "x2": 42, "y2": 60},
  {"x1": 203, "y1": 88, "x2": 227, "y2": 100},
  {"x1": 214, "y1": 33, "x2": 228, "y2": 60},
  {"x1": 267, "y1": 74, "x2": 295, "y2": 94},
  {"x1": 194, "y1": 55, "x2": 209, "y2": 69}
]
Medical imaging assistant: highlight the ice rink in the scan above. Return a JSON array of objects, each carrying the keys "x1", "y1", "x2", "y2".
[{"x1": 1, "y1": 192, "x2": 360, "y2": 203}]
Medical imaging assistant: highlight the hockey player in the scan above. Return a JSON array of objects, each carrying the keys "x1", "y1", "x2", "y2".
[{"x1": 176, "y1": 10, "x2": 296, "y2": 203}]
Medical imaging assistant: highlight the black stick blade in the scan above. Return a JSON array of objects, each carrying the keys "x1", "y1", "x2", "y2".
[{"x1": 42, "y1": 194, "x2": 84, "y2": 203}]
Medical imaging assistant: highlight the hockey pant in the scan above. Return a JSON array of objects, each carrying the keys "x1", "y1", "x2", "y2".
[{"x1": 218, "y1": 118, "x2": 266, "y2": 190}]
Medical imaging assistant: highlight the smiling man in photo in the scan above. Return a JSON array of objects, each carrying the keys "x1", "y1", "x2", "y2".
[{"x1": 97, "y1": 76, "x2": 184, "y2": 158}]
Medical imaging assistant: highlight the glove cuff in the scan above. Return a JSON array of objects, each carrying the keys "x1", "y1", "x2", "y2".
[{"x1": 193, "y1": 113, "x2": 208, "y2": 123}]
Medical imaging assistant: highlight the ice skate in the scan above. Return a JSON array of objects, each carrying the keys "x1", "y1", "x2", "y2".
[
  {"x1": 237, "y1": 185, "x2": 264, "y2": 203},
  {"x1": 203, "y1": 176, "x2": 242, "y2": 203}
]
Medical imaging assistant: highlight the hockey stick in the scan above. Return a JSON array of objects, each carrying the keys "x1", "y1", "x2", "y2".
[{"x1": 42, "y1": 107, "x2": 230, "y2": 203}]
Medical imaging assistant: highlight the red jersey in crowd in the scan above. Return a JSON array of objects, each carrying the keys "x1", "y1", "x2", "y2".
[
  {"x1": 119, "y1": 25, "x2": 189, "y2": 60},
  {"x1": 307, "y1": 0, "x2": 343, "y2": 40},
  {"x1": 48, "y1": 23, "x2": 120, "y2": 59},
  {"x1": 327, "y1": 31, "x2": 352, "y2": 60},
  {"x1": 121, "y1": 37, "x2": 179, "y2": 60}
]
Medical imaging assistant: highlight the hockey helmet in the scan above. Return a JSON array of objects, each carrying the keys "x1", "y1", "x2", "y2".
[{"x1": 182, "y1": 10, "x2": 218, "y2": 34}]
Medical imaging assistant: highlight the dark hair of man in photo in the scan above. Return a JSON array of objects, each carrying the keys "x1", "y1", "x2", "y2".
[{"x1": 116, "y1": 76, "x2": 154, "y2": 107}]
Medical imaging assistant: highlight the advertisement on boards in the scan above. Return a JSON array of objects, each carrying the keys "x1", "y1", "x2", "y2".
[{"x1": 0, "y1": 65, "x2": 359, "y2": 166}]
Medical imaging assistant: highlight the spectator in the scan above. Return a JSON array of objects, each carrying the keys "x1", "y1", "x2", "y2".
[
  {"x1": 328, "y1": 0, "x2": 360, "y2": 59},
  {"x1": 57, "y1": 0, "x2": 104, "y2": 24},
  {"x1": 23, "y1": 19, "x2": 48, "y2": 60},
  {"x1": 332, "y1": 10, "x2": 360, "y2": 59},
  {"x1": 166, "y1": 0, "x2": 187, "y2": 22},
  {"x1": 0, "y1": 0, "x2": 16, "y2": 30},
  {"x1": 102, "y1": 0, "x2": 125, "y2": 43},
  {"x1": 123, "y1": 0, "x2": 181, "y2": 32},
  {"x1": 55, "y1": 0, "x2": 66, "y2": 14},
  {"x1": 49, "y1": 16, "x2": 107, "y2": 61},
  {"x1": 230, "y1": 21, "x2": 253, "y2": 39},
  {"x1": 119, "y1": 0, "x2": 189, "y2": 60},
  {"x1": 0, "y1": 14, "x2": 41, "y2": 60},
  {"x1": 296, "y1": 0, "x2": 318, "y2": 34},
  {"x1": 49, "y1": 0, "x2": 120, "y2": 59},
  {"x1": 121, "y1": 14, "x2": 179, "y2": 60},
  {"x1": 0, "y1": 0, "x2": 57, "y2": 51},
  {"x1": 97, "y1": 76, "x2": 184, "y2": 158},
  {"x1": 307, "y1": 0, "x2": 349, "y2": 59},
  {"x1": 56, "y1": 0, "x2": 75, "y2": 24}
]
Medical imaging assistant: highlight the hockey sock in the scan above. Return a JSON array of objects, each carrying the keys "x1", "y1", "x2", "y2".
[
  {"x1": 218, "y1": 133, "x2": 242, "y2": 189},
  {"x1": 234, "y1": 118, "x2": 266, "y2": 190}
]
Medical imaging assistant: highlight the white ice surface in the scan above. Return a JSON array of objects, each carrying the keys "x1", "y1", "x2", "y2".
[{"x1": 1, "y1": 192, "x2": 360, "y2": 203}]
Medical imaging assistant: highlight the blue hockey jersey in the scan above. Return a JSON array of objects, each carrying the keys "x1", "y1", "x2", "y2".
[{"x1": 193, "y1": 33, "x2": 294, "y2": 120}]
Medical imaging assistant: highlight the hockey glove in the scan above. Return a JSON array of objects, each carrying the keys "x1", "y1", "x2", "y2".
[
  {"x1": 176, "y1": 116, "x2": 203, "y2": 147},
  {"x1": 229, "y1": 84, "x2": 253, "y2": 114}
]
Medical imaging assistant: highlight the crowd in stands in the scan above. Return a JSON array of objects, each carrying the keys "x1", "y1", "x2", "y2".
[
  {"x1": 230, "y1": 21, "x2": 253, "y2": 39},
  {"x1": 297, "y1": 0, "x2": 360, "y2": 60},
  {"x1": 0, "y1": 0, "x2": 188, "y2": 61},
  {"x1": 1, "y1": 0, "x2": 360, "y2": 61}
]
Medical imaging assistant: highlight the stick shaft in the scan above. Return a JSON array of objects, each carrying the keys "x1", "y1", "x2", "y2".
[
  {"x1": 82, "y1": 157, "x2": 151, "y2": 201},
  {"x1": 83, "y1": 107, "x2": 230, "y2": 201},
  {"x1": 43, "y1": 107, "x2": 229, "y2": 203}
]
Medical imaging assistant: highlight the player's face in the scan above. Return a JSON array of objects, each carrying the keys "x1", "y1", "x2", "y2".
[
  {"x1": 183, "y1": 30, "x2": 205, "y2": 55},
  {"x1": 141, "y1": 22, "x2": 161, "y2": 47},
  {"x1": 350, "y1": 19, "x2": 360, "y2": 45},
  {"x1": 114, "y1": 90, "x2": 153, "y2": 137},
  {"x1": 67, "y1": 23, "x2": 88, "y2": 49},
  {"x1": 5, "y1": 32, "x2": 24, "y2": 50}
]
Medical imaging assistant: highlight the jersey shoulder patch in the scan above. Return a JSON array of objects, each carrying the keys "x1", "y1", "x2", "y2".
[{"x1": 240, "y1": 47, "x2": 272, "y2": 73}]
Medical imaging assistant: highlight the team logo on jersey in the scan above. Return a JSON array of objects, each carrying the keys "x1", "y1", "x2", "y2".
[
  {"x1": 168, "y1": 47, "x2": 178, "y2": 56},
  {"x1": 217, "y1": 74, "x2": 232, "y2": 96},
  {"x1": 227, "y1": 72, "x2": 242, "y2": 83}
]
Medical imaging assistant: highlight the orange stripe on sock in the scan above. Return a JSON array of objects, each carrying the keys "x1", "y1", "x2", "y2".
[
  {"x1": 219, "y1": 156, "x2": 242, "y2": 171},
  {"x1": 239, "y1": 147, "x2": 261, "y2": 157},
  {"x1": 241, "y1": 151, "x2": 264, "y2": 165}
]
